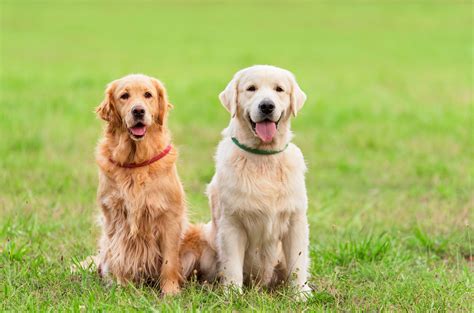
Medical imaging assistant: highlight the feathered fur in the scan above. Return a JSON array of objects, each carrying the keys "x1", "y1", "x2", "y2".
[{"x1": 95, "y1": 74, "x2": 186, "y2": 295}]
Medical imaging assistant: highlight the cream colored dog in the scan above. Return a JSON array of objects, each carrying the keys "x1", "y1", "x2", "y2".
[{"x1": 181, "y1": 65, "x2": 311, "y2": 297}]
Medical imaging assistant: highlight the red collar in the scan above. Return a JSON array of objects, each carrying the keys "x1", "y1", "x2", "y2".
[{"x1": 109, "y1": 144, "x2": 173, "y2": 169}]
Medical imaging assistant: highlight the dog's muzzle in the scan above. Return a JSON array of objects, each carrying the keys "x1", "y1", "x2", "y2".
[{"x1": 128, "y1": 105, "x2": 147, "y2": 140}]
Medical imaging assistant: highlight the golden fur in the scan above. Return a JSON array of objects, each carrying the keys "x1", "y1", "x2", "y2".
[
  {"x1": 180, "y1": 223, "x2": 217, "y2": 283},
  {"x1": 95, "y1": 74, "x2": 186, "y2": 295}
]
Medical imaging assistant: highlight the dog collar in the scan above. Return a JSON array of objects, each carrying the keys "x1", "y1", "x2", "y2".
[
  {"x1": 109, "y1": 144, "x2": 172, "y2": 168},
  {"x1": 231, "y1": 137, "x2": 288, "y2": 155}
]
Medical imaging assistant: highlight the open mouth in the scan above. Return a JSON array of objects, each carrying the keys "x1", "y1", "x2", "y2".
[
  {"x1": 249, "y1": 114, "x2": 282, "y2": 143},
  {"x1": 128, "y1": 122, "x2": 147, "y2": 139}
]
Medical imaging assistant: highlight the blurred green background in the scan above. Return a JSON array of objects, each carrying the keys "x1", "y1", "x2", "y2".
[{"x1": 1, "y1": 1, "x2": 472, "y2": 311}]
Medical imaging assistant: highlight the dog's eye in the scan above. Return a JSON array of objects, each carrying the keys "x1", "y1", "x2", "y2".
[
  {"x1": 275, "y1": 86, "x2": 284, "y2": 92},
  {"x1": 144, "y1": 92, "x2": 152, "y2": 99},
  {"x1": 120, "y1": 93, "x2": 130, "y2": 100},
  {"x1": 246, "y1": 85, "x2": 256, "y2": 92}
]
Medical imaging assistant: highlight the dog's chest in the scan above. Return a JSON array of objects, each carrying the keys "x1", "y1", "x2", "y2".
[
  {"x1": 240, "y1": 209, "x2": 292, "y2": 244},
  {"x1": 218, "y1": 150, "x2": 305, "y2": 215},
  {"x1": 215, "y1": 143, "x2": 307, "y2": 243},
  {"x1": 98, "y1": 171, "x2": 171, "y2": 227},
  {"x1": 105, "y1": 169, "x2": 159, "y2": 197}
]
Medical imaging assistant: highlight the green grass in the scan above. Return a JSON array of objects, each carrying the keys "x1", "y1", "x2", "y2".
[{"x1": 1, "y1": 1, "x2": 472, "y2": 311}]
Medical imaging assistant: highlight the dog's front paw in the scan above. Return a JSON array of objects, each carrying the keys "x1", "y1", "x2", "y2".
[
  {"x1": 294, "y1": 283, "x2": 313, "y2": 302},
  {"x1": 223, "y1": 284, "x2": 243, "y2": 297},
  {"x1": 161, "y1": 280, "x2": 181, "y2": 296}
]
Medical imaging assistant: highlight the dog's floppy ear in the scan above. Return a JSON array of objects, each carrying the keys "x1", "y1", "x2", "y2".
[
  {"x1": 219, "y1": 71, "x2": 242, "y2": 118},
  {"x1": 151, "y1": 78, "x2": 171, "y2": 126},
  {"x1": 96, "y1": 80, "x2": 119, "y2": 123},
  {"x1": 289, "y1": 73, "x2": 307, "y2": 117}
]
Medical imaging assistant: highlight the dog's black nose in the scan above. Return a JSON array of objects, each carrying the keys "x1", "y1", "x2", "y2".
[
  {"x1": 259, "y1": 100, "x2": 275, "y2": 115},
  {"x1": 132, "y1": 105, "x2": 145, "y2": 119}
]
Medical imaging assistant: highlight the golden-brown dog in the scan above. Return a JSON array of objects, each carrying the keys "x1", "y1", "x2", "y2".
[{"x1": 95, "y1": 74, "x2": 186, "y2": 295}]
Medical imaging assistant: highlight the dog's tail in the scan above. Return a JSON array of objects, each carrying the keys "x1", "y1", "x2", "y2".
[{"x1": 180, "y1": 222, "x2": 217, "y2": 282}]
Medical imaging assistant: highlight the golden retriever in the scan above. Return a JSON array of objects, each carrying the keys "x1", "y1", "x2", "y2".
[
  {"x1": 95, "y1": 74, "x2": 186, "y2": 295},
  {"x1": 180, "y1": 65, "x2": 311, "y2": 298}
]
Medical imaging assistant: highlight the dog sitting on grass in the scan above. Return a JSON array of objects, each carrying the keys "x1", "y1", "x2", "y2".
[
  {"x1": 180, "y1": 65, "x2": 312, "y2": 299},
  {"x1": 94, "y1": 74, "x2": 186, "y2": 295}
]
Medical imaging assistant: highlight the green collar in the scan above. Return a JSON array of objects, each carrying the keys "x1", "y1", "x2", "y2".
[{"x1": 231, "y1": 137, "x2": 288, "y2": 155}]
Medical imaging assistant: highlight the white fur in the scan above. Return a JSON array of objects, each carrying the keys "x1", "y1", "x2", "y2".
[{"x1": 208, "y1": 65, "x2": 311, "y2": 295}]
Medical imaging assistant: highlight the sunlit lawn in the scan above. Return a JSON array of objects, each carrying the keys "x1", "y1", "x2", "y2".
[{"x1": 1, "y1": 1, "x2": 472, "y2": 311}]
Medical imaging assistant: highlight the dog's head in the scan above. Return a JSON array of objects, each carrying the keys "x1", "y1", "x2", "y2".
[
  {"x1": 219, "y1": 65, "x2": 306, "y2": 143},
  {"x1": 96, "y1": 74, "x2": 171, "y2": 141}
]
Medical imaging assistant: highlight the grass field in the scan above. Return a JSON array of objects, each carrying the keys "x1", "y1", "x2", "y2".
[{"x1": 1, "y1": 1, "x2": 472, "y2": 311}]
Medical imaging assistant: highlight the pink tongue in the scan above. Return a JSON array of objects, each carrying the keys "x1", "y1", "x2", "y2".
[
  {"x1": 130, "y1": 126, "x2": 146, "y2": 136},
  {"x1": 255, "y1": 121, "x2": 277, "y2": 143}
]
